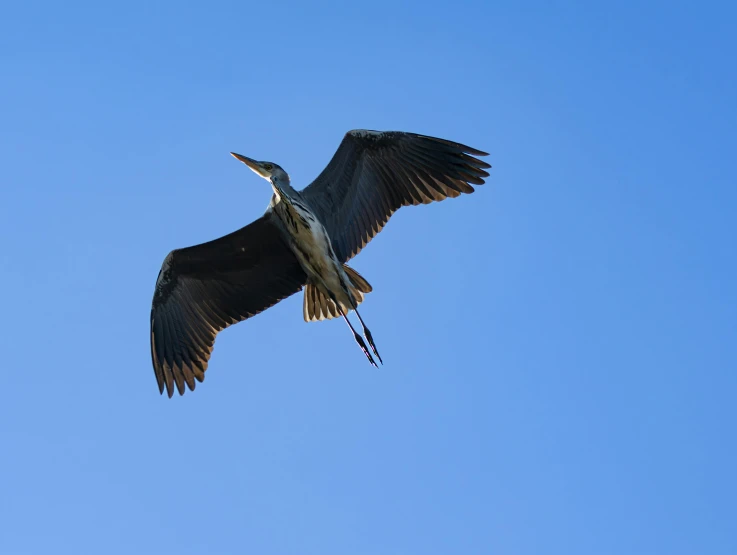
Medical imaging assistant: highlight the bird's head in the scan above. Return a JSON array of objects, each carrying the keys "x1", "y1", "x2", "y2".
[{"x1": 230, "y1": 152, "x2": 289, "y2": 184}]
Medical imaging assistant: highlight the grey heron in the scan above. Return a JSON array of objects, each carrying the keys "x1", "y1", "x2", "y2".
[{"x1": 151, "y1": 130, "x2": 491, "y2": 397}]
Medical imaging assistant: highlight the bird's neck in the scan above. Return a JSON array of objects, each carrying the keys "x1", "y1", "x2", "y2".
[{"x1": 270, "y1": 177, "x2": 294, "y2": 205}]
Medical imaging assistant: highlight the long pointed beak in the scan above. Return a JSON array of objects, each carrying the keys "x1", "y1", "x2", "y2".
[{"x1": 230, "y1": 152, "x2": 262, "y2": 173}]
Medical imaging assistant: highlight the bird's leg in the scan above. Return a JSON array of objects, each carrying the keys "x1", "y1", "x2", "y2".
[
  {"x1": 352, "y1": 308, "x2": 382, "y2": 365},
  {"x1": 335, "y1": 304, "x2": 377, "y2": 368}
]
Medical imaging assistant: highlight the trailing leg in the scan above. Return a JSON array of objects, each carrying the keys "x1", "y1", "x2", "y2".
[
  {"x1": 352, "y1": 308, "x2": 382, "y2": 365},
  {"x1": 337, "y1": 305, "x2": 377, "y2": 368}
]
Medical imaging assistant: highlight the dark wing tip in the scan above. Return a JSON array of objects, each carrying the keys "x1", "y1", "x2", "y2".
[
  {"x1": 421, "y1": 134, "x2": 489, "y2": 158},
  {"x1": 464, "y1": 146, "x2": 490, "y2": 157},
  {"x1": 155, "y1": 360, "x2": 205, "y2": 398}
]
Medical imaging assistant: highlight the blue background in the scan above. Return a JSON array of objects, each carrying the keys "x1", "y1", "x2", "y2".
[{"x1": 1, "y1": 1, "x2": 735, "y2": 553}]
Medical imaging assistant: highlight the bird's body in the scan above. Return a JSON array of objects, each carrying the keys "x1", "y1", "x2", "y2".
[
  {"x1": 151, "y1": 129, "x2": 490, "y2": 396},
  {"x1": 269, "y1": 183, "x2": 353, "y2": 313},
  {"x1": 235, "y1": 158, "x2": 382, "y2": 363}
]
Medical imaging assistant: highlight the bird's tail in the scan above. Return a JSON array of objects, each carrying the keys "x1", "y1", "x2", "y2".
[
  {"x1": 303, "y1": 265, "x2": 372, "y2": 322},
  {"x1": 343, "y1": 265, "x2": 372, "y2": 302}
]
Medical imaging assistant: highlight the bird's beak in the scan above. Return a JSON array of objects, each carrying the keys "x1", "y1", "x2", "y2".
[{"x1": 230, "y1": 152, "x2": 267, "y2": 177}]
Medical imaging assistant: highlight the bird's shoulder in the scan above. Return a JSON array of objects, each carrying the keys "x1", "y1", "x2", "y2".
[{"x1": 344, "y1": 129, "x2": 408, "y2": 147}]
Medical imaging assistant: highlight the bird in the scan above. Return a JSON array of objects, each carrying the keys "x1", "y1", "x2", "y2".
[{"x1": 150, "y1": 129, "x2": 491, "y2": 397}]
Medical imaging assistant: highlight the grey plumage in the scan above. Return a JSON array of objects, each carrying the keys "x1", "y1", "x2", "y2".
[
  {"x1": 303, "y1": 130, "x2": 490, "y2": 262},
  {"x1": 150, "y1": 214, "x2": 306, "y2": 396},
  {"x1": 151, "y1": 130, "x2": 491, "y2": 397}
]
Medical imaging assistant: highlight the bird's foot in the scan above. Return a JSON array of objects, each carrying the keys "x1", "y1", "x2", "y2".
[
  {"x1": 354, "y1": 333, "x2": 378, "y2": 367},
  {"x1": 363, "y1": 328, "x2": 382, "y2": 365}
]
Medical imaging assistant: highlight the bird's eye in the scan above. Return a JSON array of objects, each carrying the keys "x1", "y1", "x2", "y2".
[{"x1": 264, "y1": 164, "x2": 273, "y2": 171}]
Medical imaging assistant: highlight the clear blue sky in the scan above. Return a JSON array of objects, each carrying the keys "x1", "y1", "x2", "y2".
[{"x1": 1, "y1": 1, "x2": 735, "y2": 554}]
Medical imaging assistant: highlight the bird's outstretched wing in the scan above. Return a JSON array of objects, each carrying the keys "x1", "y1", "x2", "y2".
[
  {"x1": 150, "y1": 213, "x2": 306, "y2": 397},
  {"x1": 300, "y1": 130, "x2": 491, "y2": 263}
]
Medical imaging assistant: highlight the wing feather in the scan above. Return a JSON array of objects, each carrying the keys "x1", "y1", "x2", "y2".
[
  {"x1": 301, "y1": 130, "x2": 489, "y2": 262},
  {"x1": 150, "y1": 213, "x2": 307, "y2": 397}
]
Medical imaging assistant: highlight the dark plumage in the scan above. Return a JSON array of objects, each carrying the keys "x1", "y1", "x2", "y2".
[
  {"x1": 303, "y1": 130, "x2": 491, "y2": 262},
  {"x1": 150, "y1": 215, "x2": 306, "y2": 396},
  {"x1": 151, "y1": 130, "x2": 490, "y2": 397}
]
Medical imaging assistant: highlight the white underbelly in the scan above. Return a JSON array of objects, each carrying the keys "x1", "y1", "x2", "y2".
[
  {"x1": 275, "y1": 201, "x2": 352, "y2": 304},
  {"x1": 291, "y1": 219, "x2": 340, "y2": 277}
]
